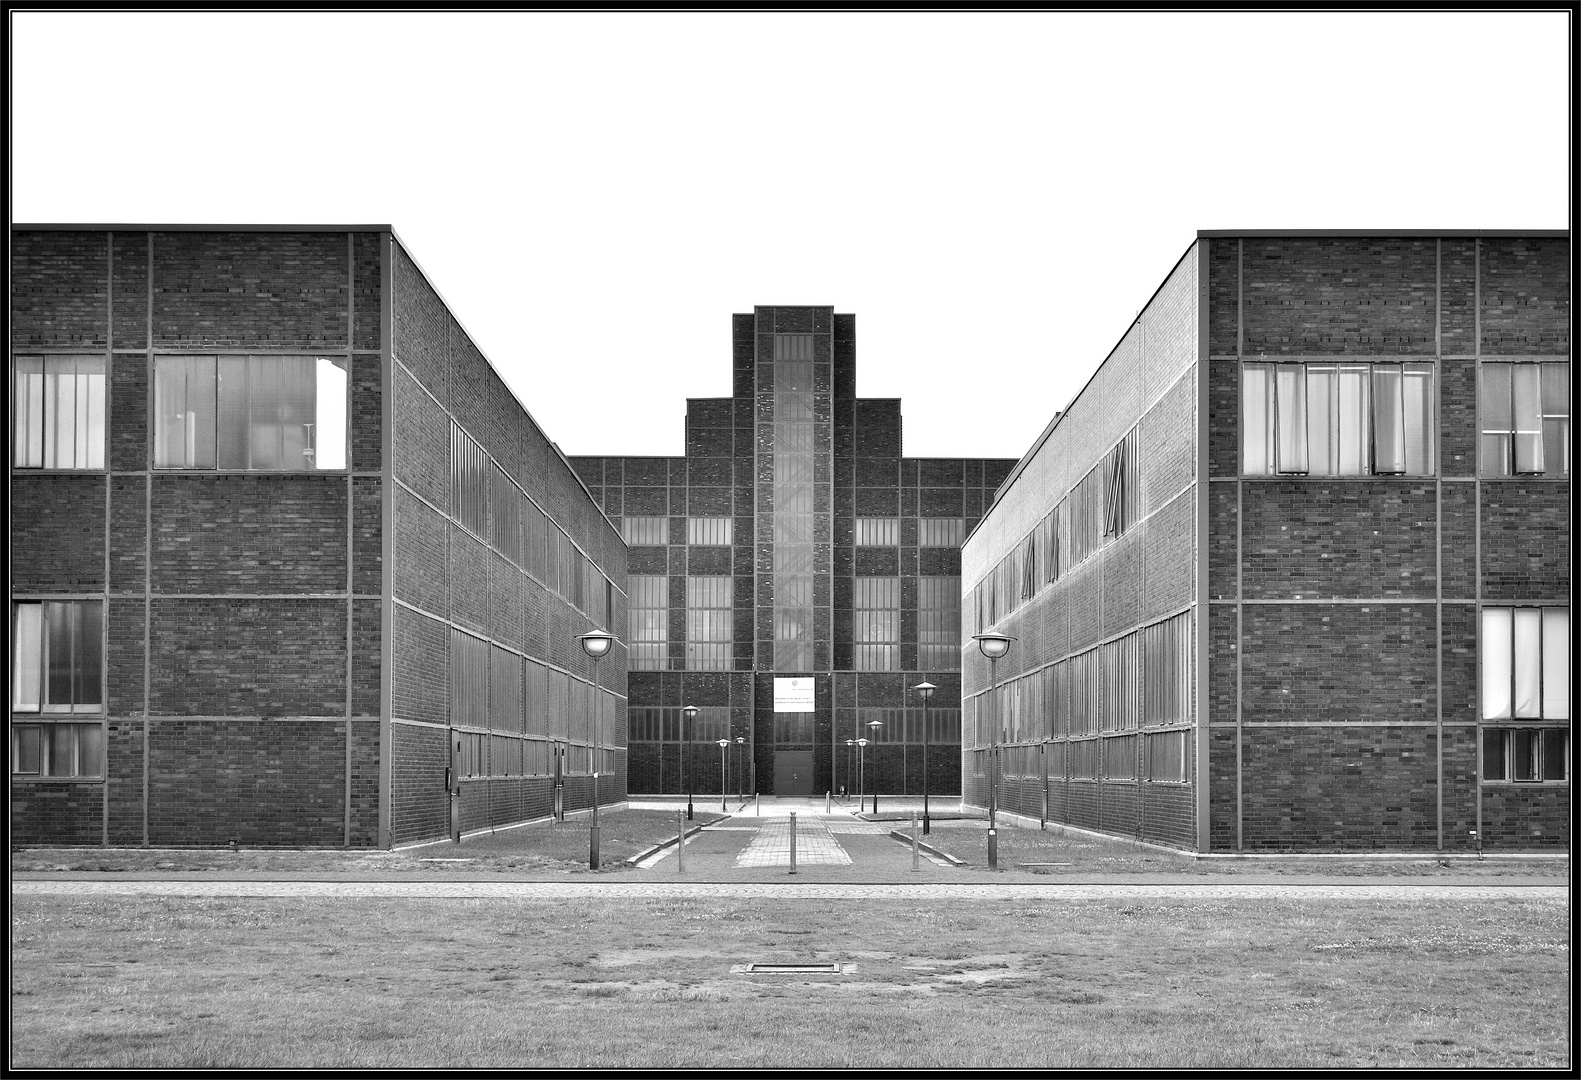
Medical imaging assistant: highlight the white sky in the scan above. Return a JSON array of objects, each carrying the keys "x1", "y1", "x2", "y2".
[{"x1": 11, "y1": 11, "x2": 1570, "y2": 461}]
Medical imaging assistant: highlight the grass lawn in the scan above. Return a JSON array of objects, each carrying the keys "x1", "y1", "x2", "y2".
[
  {"x1": 10, "y1": 893, "x2": 1568, "y2": 1069},
  {"x1": 910, "y1": 820, "x2": 1570, "y2": 879},
  {"x1": 10, "y1": 809, "x2": 723, "y2": 877}
]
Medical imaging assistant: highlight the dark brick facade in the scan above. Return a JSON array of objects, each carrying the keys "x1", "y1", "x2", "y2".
[
  {"x1": 572, "y1": 307, "x2": 1011, "y2": 797},
  {"x1": 12, "y1": 227, "x2": 622, "y2": 849},
  {"x1": 969, "y1": 232, "x2": 1569, "y2": 853}
]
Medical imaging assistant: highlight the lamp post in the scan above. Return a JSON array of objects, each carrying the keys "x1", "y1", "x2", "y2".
[
  {"x1": 682, "y1": 704, "x2": 698, "y2": 820},
  {"x1": 856, "y1": 738, "x2": 869, "y2": 815},
  {"x1": 912, "y1": 681, "x2": 937, "y2": 835},
  {"x1": 973, "y1": 630, "x2": 1014, "y2": 870},
  {"x1": 577, "y1": 630, "x2": 614, "y2": 872},
  {"x1": 735, "y1": 736, "x2": 746, "y2": 805},
  {"x1": 717, "y1": 739, "x2": 730, "y2": 811},
  {"x1": 866, "y1": 719, "x2": 884, "y2": 814}
]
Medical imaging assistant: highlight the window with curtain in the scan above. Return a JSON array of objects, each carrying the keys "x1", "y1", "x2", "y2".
[
  {"x1": 685, "y1": 576, "x2": 733, "y2": 670},
  {"x1": 628, "y1": 575, "x2": 669, "y2": 671},
  {"x1": 854, "y1": 576, "x2": 900, "y2": 671},
  {"x1": 1481, "y1": 606, "x2": 1569, "y2": 783},
  {"x1": 153, "y1": 355, "x2": 347, "y2": 470},
  {"x1": 1481, "y1": 362, "x2": 1569, "y2": 476},
  {"x1": 1243, "y1": 362, "x2": 1434, "y2": 476},
  {"x1": 12, "y1": 355, "x2": 106, "y2": 469},
  {"x1": 12, "y1": 601, "x2": 103, "y2": 713},
  {"x1": 918, "y1": 576, "x2": 961, "y2": 671}
]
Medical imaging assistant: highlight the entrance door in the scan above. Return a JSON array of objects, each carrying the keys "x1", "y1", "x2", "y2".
[{"x1": 774, "y1": 750, "x2": 815, "y2": 797}]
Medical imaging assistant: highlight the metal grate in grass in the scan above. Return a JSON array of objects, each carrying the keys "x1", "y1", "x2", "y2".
[{"x1": 743, "y1": 962, "x2": 842, "y2": 974}]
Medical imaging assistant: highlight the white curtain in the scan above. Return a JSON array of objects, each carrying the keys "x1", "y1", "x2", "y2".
[
  {"x1": 1481, "y1": 608, "x2": 1512, "y2": 719},
  {"x1": 1242, "y1": 364, "x2": 1274, "y2": 474},
  {"x1": 1542, "y1": 608, "x2": 1569, "y2": 719}
]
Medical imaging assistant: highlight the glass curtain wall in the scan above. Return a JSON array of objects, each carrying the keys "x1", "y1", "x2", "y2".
[{"x1": 772, "y1": 334, "x2": 816, "y2": 671}]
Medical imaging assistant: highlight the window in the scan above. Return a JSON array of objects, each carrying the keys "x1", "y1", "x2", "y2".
[
  {"x1": 13, "y1": 355, "x2": 105, "y2": 469},
  {"x1": 1104, "y1": 734, "x2": 1139, "y2": 779},
  {"x1": 855, "y1": 518, "x2": 900, "y2": 546},
  {"x1": 492, "y1": 467, "x2": 523, "y2": 565},
  {"x1": 1020, "y1": 533, "x2": 1038, "y2": 600},
  {"x1": 685, "y1": 576, "x2": 733, "y2": 671},
  {"x1": 1483, "y1": 729, "x2": 1569, "y2": 783},
  {"x1": 450, "y1": 425, "x2": 488, "y2": 536},
  {"x1": 489, "y1": 645, "x2": 522, "y2": 732},
  {"x1": 854, "y1": 576, "x2": 900, "y2": 671},
  {"x1": 451, "y1": 630, "x2": 489, "y2": 729},
  {"x1": 686, "y1": 517, "x2": 732, "y2": 546},
  {"x1": 523, "y1": 498, "x2": 548, "y2": 582},
  {"x1": 153, "y1": 355, "x2": 347, "y2": 470},
  {"x1": 1103, "y1": 429, "x2": 1138, "y2": 537},
  {"x1": 773, "y1": 712, "x2": 816, "y2": 743},
  {"x1": 1069, "y1": 739, "x2": 1098, "y2": 779},
  {"x1": 918, "y1": 518, "x2": 965, "y2": 547},
  {"x1": 918, "y1": 576, "x2": 961, "y2": 671},
  {"x1": 623, "y1": 516, "x2": 668, "y2": 545},
  {"x1": 1143, "y1": 612, "x2": 1192, "y2": 725},
  {"x1": 1068, "y1": 650, "x2": 1099, "y2": 737},
  {"x1": 1243, "y1": 362, "x2": 1434, "y2": 476},
  {"x1": 1146, "y1": 729, "x2": 1190, "y2": 783},
  {"x1": 628, "y1": 575, "x2": 669, "y2": 671},
  {"x1": 1101, "y1": 632, "x2": 1140, "y2": 731},
  {"x1": 627, "y1": 706, "x2": 728, "y2": 742},
  {"x1": 1481, "y1": 607, "x2": 1568, "y2": 721},
  {"x1": 12, "y1": 723, "x2": 103, "y2": 778},
  {"x1": 13, "y1": 601, "x2": 103, "y2": 713},
  {"x1": 1481, "y1": 363, "x2": 1569, "y2": 476}
]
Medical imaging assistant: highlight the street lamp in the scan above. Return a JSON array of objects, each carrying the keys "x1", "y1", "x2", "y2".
[
  {"x1": 856, "y1": 737, "x2": 869, "y2": 816},
  {"x1": 682, "y1": 705, "x2": 698, "y2": 820},
  {"x1": 735, "y1": 736, "x2": 746, "y2": 805},
  {"x1": 866, "y1": 719, "x2": 884, "y2": 814},
  {"x1": 973, "y1": 630, "x2": 1014, "y2": 871},
  {"x1": 912, "y1": 681, "x2": 937, "y2": 835},
  {"x1": 577, "y1": 629, "x2": 614, "y2": 872},
  {"x1": 717, "y1": 739, "x2": 730, "y2": 811}
]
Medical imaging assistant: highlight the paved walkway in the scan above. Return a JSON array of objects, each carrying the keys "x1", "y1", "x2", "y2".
[{"x1": 12, "y1": 880, "x2": 1565, "y2": 900}]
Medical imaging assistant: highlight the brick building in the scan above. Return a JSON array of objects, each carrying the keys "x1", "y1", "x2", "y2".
[
  {"x1": 963, "y1": 231, "x2": 1569, "y2": 852},
  {"x1": 570, "y1": 309, "x2": 1016, "y2": 799},
  {"x1": 11, "y1": 226, "x2": 626, "y2": 848}
]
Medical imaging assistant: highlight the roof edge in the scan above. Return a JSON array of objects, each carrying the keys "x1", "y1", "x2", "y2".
[
  {"x1": 12, "y1": 223, "x2": 394, "y2": 232},
  {"x1": 1197, "y1": 228, "x2": 1569, "y2": 238}
]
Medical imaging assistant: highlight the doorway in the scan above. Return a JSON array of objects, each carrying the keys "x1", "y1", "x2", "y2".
[{"x1": 773, "y1": 750, "x2": 815, "y2": 797}]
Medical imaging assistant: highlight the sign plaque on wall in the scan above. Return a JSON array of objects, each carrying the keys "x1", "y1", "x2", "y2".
[{"x1": 773, "y1": 677, "x2": 816, "y2": 713}]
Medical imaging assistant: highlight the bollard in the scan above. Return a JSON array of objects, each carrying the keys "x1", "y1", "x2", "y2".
[
  {"x1": 987, "y1": 828, "x2": 998, "y2": 871},
  {"x1": 911, "y1": 811, "x2": 920, "y2": 872},
  {"x1": 788, "y1": 811, "x2": 798, "y2": 875},
  {"x1": 676, "y1": 809, "x2": 685, "y2": 874},
  {"x1": 755, "y1": 793, "x2": 760, "y2": 817},
  {"x1": 826, "y1": 791, "x2": 831, "y2": 815}
]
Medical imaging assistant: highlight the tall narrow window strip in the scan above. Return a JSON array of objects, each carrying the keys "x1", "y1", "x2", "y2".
[
  {"x1": 853, "y1": 576, "x2": 901, "y2": 672},
  {"x1": 685, "y1": 576, "x2": 733, "y2": 671},
  {"x1": 1371, "y1": 365, "x2": 1406, "y2": 474},
  {"x1": 918, "y1": 576, "x2": 961, "y2": 671},
  {"x1": 1511, "y1": 365, "x2": 1545, "y2": 474},
  {"x1": 1274, "y1": 366, "x2": 1309, "y2": 474},
  {"x1": 1402, "y1": 365, "x2": 1434, "y2": 474},
  {"x1": 1511, "y1": 608, "x2": 1542, "y2": 718},
  {"x1": 1539, "y1": 363, "x2": 1569, "y2": 476},
  {"x1": 628, "y1": 575, "x2": 669, "y2": 671},
  {"x1": 1481, "y1": 608, "x2": 1513, "y2": 720},
  {"x1": 1242, "y1": 364, "x2": 1275, "y2": 475}
]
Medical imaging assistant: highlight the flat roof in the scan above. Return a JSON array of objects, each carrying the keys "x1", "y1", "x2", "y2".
[
  {"x1": 12, "y1": 223, "x2": 393, "y2": 232},
  {"x1": 1197, "y1": 228, "x2": 1568, "y2": 238}
]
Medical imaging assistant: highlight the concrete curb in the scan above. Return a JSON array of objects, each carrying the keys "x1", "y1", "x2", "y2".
[
  {"x1": 625, "y1": 814, "x2": 733, "y2": 866},
  {"x1": 884, "y1": 830, "x2": 966, "y2": 866}
]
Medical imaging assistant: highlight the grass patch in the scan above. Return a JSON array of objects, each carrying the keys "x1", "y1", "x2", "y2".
[
  {"x1": 11, "y1": 809, "x2": 724, "y2": 877},
  {"x1": 917, "y1": 822, "x2": 1570, "y2": 878},
  {"x1": 10, "y1": 893, "x2": 1568, "y2": 1069}
]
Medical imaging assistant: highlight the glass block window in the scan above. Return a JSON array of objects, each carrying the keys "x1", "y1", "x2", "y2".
[
  {"x1": 687, "y1": 517, "x2": 732, "y2": 545},
  {"x1": 685, "y1": 576, "x2": 733, "y2": 671},
  {"x1": 855, "y1": 517, "x2": 900, "y2": 546},
  {"x1": 628, "y1": 575, "x2": 669, "y2": 671},
  {"x1": 623, "y1": 516, "x2": 668, "y2": 545},
  {"x1": 1481, "y1": 362, "x2": 1570, "y2": 476},
  {"x1": 12, "y1": 355, "x2": 105, "y2": 469},
  {"x1": 854, "y1": 576, "x2": 900, "y2": 672},
  {"x1": 918, "y1": 576, "x2": 961, "y2": 671},
  {"x1": 153, "y1": 355, "x2": 347, "y2": 470}
]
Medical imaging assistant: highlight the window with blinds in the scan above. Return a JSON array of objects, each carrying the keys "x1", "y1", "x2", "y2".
[
  {"x1": 685, "y1": 576, "x2": 733, "y2": 671},
  {"x1": 854, "y1": 576, "x2": 900, "y2": 672}
]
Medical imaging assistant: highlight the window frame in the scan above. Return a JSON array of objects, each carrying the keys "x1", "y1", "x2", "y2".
[
  {"x1": 12, "y1": 353, "x2": 108, "y2": 471},
  {"x1": 1479, "y1": 361, "x2": 1570, "y2": 478},
  {"x1": 1242, "y1": 360, "x2": 1436, "y2": 478},
  {"x1": 12, "y1": 599, "x2": 105, "y2": 715},
  {"x1": 10, "y1": 721, "x2": 106, "y2": 780}
]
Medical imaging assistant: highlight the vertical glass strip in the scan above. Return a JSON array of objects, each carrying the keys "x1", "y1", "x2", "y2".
[
  {"x1": 1241, "y1": 364, "x2": 1273, "y2": 475},
  {"x1": 1540, "y1": 608, "x2": 1568, "y2": 720},
  {"x1": 1512, "y1": 608, "x2": 1542, "y2": 718},
  {"x1": 1481, "y1": 607, "x2": 1512, "y2": 719},
  {"x1": 1275, "y1": 365, "x2": 1308, "y2": 474},
  {"x1": 12, "y1": 604, "x2": 42, "y2": 710}
]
